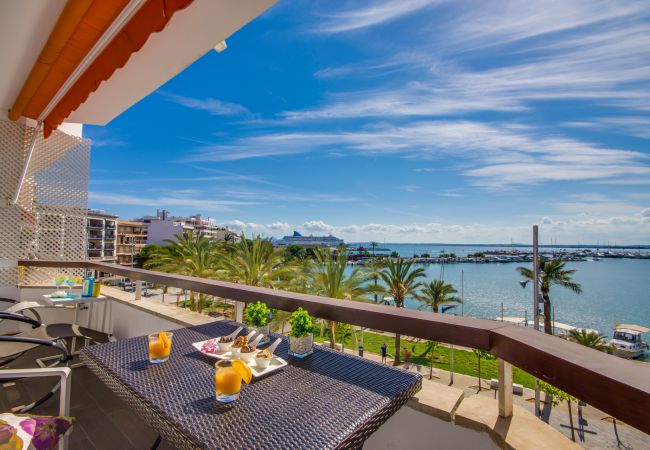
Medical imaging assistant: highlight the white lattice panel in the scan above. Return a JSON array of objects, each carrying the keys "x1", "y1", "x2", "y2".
[{"x1": 0, "y1": 120, "x2": 89, "y2": 286}]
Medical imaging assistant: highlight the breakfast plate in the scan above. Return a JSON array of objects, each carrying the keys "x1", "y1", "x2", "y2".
[{"x1": 192, "y1": 338, "x2": 287, "y2": 378}]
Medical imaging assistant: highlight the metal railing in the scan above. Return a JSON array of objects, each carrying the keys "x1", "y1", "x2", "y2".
[{"x1": 17, "y1": 259, "x2": 650, "y2": 435}]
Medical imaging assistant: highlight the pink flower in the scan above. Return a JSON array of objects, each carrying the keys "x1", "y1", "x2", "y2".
[{"x1": 20, "y1": 417, "x2": 72, "y2": 450}]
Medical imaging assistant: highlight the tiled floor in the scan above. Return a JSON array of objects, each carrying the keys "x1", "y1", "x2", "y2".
[{"x1": 1, "y1": 345, "x2": 176, "y2": 449}]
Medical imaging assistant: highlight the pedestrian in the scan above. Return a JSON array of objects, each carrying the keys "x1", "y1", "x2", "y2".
[
  {"x1": 381, "y1": 343, "x2": 387, "y2": 364},
  {"x1": 403, "y1": 347, "x2": 411, "y2": 369}
]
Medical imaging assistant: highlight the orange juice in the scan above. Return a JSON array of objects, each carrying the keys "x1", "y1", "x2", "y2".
[
  {"x1": 215, "y1": 361, "x2": 242, "y2": 402},
  {"x1": 148, "y1": 332, "x2": 173, "y2": 363}
]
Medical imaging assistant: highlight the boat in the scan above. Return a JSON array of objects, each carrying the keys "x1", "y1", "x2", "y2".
[
  {"x1": 275, "y1": 231, "x2": 344, "y2": 248},
  {"x1": 608, "y1": 324, "x2": 650, "y2": 359}
]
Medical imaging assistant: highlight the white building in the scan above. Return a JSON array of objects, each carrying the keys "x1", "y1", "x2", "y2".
[{"x1": 138, "y1": 210, "x2": 236, "y2": 246}]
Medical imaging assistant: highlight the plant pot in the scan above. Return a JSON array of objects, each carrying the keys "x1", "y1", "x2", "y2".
[
  {"x1": 251, "y1": 324, "x2": 270, "y2": 345},
  {"x1": 288, "y1": 333, "x2": 313, "y2": 358}
]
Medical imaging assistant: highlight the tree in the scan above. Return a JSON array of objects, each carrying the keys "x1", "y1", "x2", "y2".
[
  {"x1": 518, "y1": 259, "x2": 582, "y2": 334},
  {"x1": 539, "y1": 381, "x2": 577, "y2": 442},
  {"x1": 419, "y1": 279, "x2": 462, "y2": 313},
  {"x1": 144, "y1": 232, "x2": 222, "y2": 312},
  {"x1": 221, "y1": 235, "x2": 292, "y2": 289},
  {"x1": 378, "y1": 258, "x2": 426, "y2": 365},
  {"x1": 133, "y1": 244, "x2": 163, "y2": 268},
  {"x1": 416, "y1": 341, "x2": 439, "y2": 379},
  {"x1": 472, "y1": 349, "x2": 496, "y2": 392},
  {"x1": 283, "y1": 244, "x2": 307, "y2": 262},
  {"x1": 309, "y1": 248, "x2": 369, "y2": 348},
  {"x1": 390, "y1": 250, "x2": 399, "y2": 258},
  {"x1": 568, "y1": 329, "x2": 613, "y2": 352}
]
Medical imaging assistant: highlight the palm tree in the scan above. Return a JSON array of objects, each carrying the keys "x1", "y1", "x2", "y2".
[
  {"x1": 517, "y1": 259, "x2": 582, "y2": 335},
  {"x1": 221, "y1": 235, "x2": 293, "y2": 288},
  {"x1": 419, "y1": 279, "x2": 462, "y2": 313},
  {"x1": 378, "y1": 258, "x2": 426, "y2": 365},
  {"x1": 145, "y1": 232, "x2": 222, "y2": 312},
  {"x1": 309, "y1": 247, "x2": 369, "y2": 348},
  {"x1": 568, "y1": 329, "x2": 613, "y2": 352}
]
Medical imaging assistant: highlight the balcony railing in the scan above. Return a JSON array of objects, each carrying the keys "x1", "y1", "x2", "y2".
[{"x1": 17, "y1": 259, "x2": 650, "y2": 436}]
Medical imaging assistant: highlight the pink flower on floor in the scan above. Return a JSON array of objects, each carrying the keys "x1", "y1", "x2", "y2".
[{"x1": 19, "y1": 416, "x2": 72, "y2": 450}]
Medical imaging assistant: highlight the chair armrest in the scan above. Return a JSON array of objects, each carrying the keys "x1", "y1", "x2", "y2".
[
  {"x1": 0, "y1": 367, "x2": 71, "y2": 416},
  {"x1": 0, "y1": 311, "x2": 41, "y2": 328},
  {"x1": 0, "y1": 335, "x2": 70, "y2": 362}
]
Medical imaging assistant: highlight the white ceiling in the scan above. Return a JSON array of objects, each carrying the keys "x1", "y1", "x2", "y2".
[{"x1": 0, "y1": 0, "x2": 66, "y2": 121}]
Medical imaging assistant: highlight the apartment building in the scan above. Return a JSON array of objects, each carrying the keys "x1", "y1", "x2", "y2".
[
  {"x1": 138, "y1": 210, "x2": 236, "y2": 245},
  {"x1": 86, "y1": 210, "x2": 117, "y2": 263},
  {"x1": 116, "y1": 220, "x2": 148, "y2": 266}
]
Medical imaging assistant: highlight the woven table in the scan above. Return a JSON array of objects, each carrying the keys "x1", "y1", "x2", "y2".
[{"x1": 80, "y1": 321, "x2": 422, "y2": 449}]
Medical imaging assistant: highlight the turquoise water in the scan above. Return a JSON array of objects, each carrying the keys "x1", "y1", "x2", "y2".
[{"x1": 348, "y1": 244, "x2": 650, "y2": 360}]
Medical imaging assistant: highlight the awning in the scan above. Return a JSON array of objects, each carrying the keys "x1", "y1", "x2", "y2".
[{"x1": 9, "y1": 0, "x2": 192, "y2": 138}]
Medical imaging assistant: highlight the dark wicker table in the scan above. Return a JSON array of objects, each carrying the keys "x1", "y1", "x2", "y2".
[{"x1": 80, "y1": 321, "x2": 422, "y2": 449}]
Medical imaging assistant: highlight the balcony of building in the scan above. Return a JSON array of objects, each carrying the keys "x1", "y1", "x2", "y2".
[{"x1": 2, "y1": 260, "x2": 648, "y2": 450}]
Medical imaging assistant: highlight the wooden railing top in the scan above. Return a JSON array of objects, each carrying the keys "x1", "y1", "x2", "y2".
[{"x1": 18, "y1": 259, "x2": 650, "y2": 435}]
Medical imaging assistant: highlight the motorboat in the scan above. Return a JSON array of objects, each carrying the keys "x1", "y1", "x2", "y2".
[{"x1": 608, "y1": 324, "x2": 649, "y2": 359}]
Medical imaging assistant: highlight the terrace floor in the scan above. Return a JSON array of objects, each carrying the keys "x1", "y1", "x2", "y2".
[{"x1": 0, "y1": 346, "x2": 175, "y2": 450}]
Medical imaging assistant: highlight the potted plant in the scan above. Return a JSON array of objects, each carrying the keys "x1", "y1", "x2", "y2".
[
  {"x1": 244, "y1": 301, "x2": 271, "y2": 345},
  {"x1": 288, "y1": 308, "x2": 315, "y2": 358}
]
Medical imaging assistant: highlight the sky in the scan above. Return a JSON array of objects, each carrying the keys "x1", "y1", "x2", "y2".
[{"x1": 85, "y1": 0, "x2": 650, "y2": 245}]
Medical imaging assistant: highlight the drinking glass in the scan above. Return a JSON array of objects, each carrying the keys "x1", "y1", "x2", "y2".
[
  {"x1": 148, "y1": 332, "x2": 173, "y2": 363},
  {"x1": 215, "y1": 360, "x2": 241, "y2": 403}
]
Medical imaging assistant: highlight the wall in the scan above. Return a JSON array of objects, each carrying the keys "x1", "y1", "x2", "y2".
[
  {"x1": 146, "y1": 220, "x2": 184, "y2": 245},
  {"x1": 7, "y1": 287, "x2": 182, "y2": 339},
  {"x1": 364, "y1": 404, "x2": 498, "y2": 450}
]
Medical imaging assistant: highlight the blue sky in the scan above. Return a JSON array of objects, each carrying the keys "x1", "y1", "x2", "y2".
[{"x1": 86, "y1": 0, "x2": 650, "y2": 244}]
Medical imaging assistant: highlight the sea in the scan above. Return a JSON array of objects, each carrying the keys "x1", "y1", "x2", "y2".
[{"x1": 347, "y1": 243, "x2": 650, "y2": 361}]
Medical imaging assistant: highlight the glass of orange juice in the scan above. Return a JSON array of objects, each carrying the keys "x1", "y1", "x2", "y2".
[
  {"x1": 148, "y1": 332, "x2": 173, "y2": 363},
  {"x1": 215, "y1": 360, "x2": 242, "y2": 403}
]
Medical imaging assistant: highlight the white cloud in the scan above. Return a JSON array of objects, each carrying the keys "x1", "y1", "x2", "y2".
[
  {"x1": 299, "y1": 1, "x2": 650, "y2": 121},
  {"x1": 89, "y1": 191, "x2": 259, "y2": 213},
  {"x1": 564, "y1": 117, "x2": 650, "y2": 139},
  {"x1": 222, "y1": 210, "x2": 650, "y2": 244},
  {"x1": 158, "y1": 91, "x2": 251, "y2": 117},
  {"x1": 187, "y1": 120, "x2": 650, "y2": 187},
  {"x1": 312, "y1": 0, "x2": 440, "y2": 34}
]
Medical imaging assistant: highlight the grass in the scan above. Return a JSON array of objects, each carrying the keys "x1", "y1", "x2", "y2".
[{"x1": 314, "y1": 328, "x2": 536, "y2": 389}]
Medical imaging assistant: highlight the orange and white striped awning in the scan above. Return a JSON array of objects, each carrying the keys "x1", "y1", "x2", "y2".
[{"x1": 9, "y1": 0, "x2": 192, "y2": 138}]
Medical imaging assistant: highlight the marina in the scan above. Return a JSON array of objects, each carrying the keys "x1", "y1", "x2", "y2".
[{"x1": 345, "y1": 253, "x2": 650, "y2": 362}]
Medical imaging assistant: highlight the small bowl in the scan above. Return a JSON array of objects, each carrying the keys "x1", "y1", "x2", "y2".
[
  {"x1": 217, "y1": 340, "x2": 233, "y2": 353},
  {"x1": 255, "y1": 354, "x2": 272, "y2": 369},
  {"x1": 230, "y1": 345, "x2": 243, "y2": 358},
  {"x1": 239, "y1": 349, "x2": 256, "y2": 363}
]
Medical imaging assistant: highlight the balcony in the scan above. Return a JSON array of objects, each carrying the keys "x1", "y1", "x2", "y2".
[{"x1": 4, "y1": 259, "x2": 648, "y2": 450}]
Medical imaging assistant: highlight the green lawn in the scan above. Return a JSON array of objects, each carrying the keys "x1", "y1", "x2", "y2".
[{"x1": 315, "y1": 329, "x2": 536, "y2": 389}]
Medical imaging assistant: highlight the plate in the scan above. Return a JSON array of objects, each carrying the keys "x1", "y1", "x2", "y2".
[{"x1": 192, "y1": 339, "x2": 288, "y2": 378}]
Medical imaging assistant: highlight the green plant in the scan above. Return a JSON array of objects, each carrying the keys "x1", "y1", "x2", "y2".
[
  {"x1": 244, "y1": 301, "x2": 271, "y2": 327},
  {"x1": 518, "y1": 259, "x2": 582, "y2": 334},
  {"x1": 539, "y1": 381, "x2": 578, "y2": 441},
  {"x1": 288, "y1": 308, "x2": 315, "y2": 338},
  {"x1": 390, "y1": 251, "x2": 399, "y2": 258},
  {"x1": 418, "y1": 279, "x2": 462, "y2": 313},
  {"x1": 568, "y1": 329, "x2": 613, "y2": 352}
]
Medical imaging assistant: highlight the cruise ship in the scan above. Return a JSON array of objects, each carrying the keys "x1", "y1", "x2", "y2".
[{"x1": 275, "y1": 231, "x2": 344, "y2": 247}]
